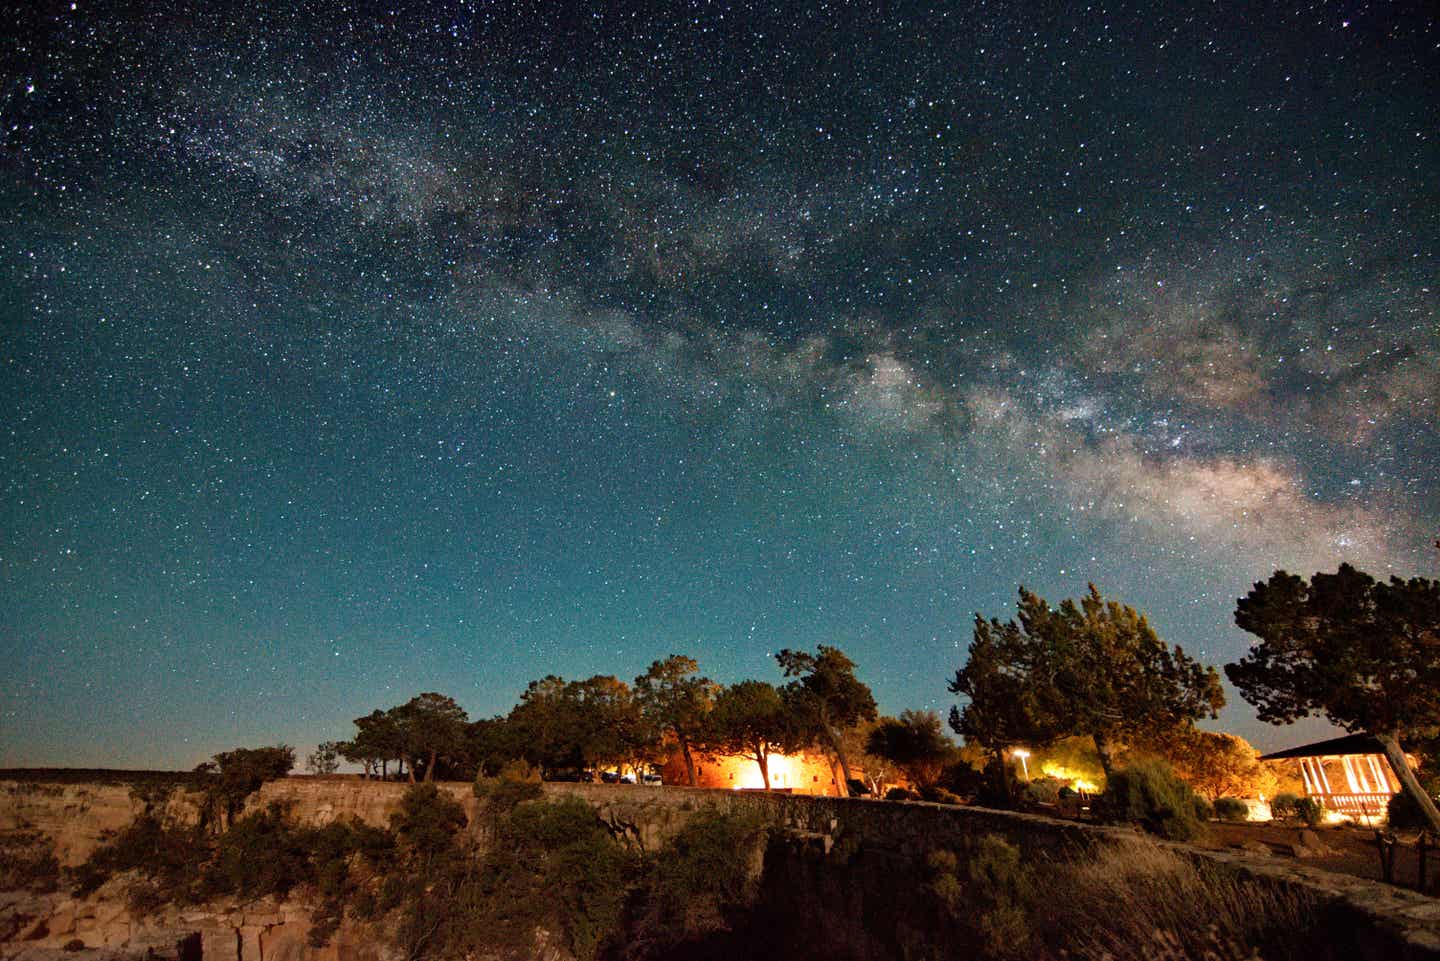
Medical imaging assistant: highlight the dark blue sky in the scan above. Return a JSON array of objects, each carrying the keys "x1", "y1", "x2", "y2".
[{"x1": 2, "y1": 0, "x2": 1436, "y2": 766}]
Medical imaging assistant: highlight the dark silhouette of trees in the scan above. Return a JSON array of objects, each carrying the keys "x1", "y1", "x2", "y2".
[
  {"x1": 950, "y1": 586, "x2": 1224, "y2": 783},
  {"x1": 866, "y1": 710, "x2": 957, "y2": 791},
  {"x1": 634, "y1": 655, "x2": 718, "y2": 787},
  {"x1": 775, "y1": 646, "x2": 877, "y2": 796},
  {"x1": 306, "y1": 741, "x2": 343, "y2": 776},
  {"x1": 504, "y1": 675, "x2": 660, "y2": 779},
  {"x1": 194, "y1": 744, "x2": 294, "y2": 829},
  {"x1": 342, "y1": 709, "x2": 406, "y2": 779},
  {"x1": 395, "y1": 693, "x2": 470, "y2": 783},
  {"x1": 703, "y1": 680, "x2": 797, "y2": 790},
  {"x1": 1226, "y1": 564, "x2": 1440, "y2": 832}
]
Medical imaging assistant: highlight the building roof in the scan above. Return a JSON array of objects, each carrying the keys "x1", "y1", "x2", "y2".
[{"x1": 1259, "y1": 732, "x2": 1387, "y2": 761}]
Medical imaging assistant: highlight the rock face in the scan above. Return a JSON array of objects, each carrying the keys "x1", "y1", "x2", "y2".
[{"x1": 0, "y1": 883, "x2": 397, "y2": 961}]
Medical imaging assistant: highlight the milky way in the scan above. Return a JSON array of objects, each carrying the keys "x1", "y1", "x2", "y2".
[{"x1": 2, "y1": 1, "x2": 1436, "y2": 766}]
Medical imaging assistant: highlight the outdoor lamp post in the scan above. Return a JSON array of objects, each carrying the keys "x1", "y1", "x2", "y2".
[{"x1": 1012, "y1": 748, "x2": 1031, "y2": 781}]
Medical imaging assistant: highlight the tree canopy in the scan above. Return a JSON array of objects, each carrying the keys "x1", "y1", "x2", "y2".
[
  {"x1": 866, "y1": 710, "x2": 957, "y2": 790},
  {"x1": 1226, "y1": 564, "x2": 1440, "y2": 831},
  {"x1": 776, "y1": 645, "x2": 877, "y2": 795},
  {"x1": 395, "y1": 692, "x2": 470, "y2": 783},
  {"x1": 951, "y1": 586, "x2": 1224, "y2": 780},
  {"x1": 195, "y1": 744, "x2": 295, "y2": 828},
  {"x1": 703, "y1": 680, "x2": 798, "y2": 790},
  {"x1": 634, "y1": 655, "x2": 718, "y2": 787}
]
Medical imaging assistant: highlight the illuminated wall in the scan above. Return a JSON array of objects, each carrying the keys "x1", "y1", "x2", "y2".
[{"x1": 660, "y1": 749, "x2": 844, "y2": 796}]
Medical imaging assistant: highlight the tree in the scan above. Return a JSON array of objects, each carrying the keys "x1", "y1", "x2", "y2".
[
  {"x1": 775, "y1": 646, "x2": 877, "y2": 796},
  {"x1": 567, "y1": 675, "x2": 658, "y2": 776},
  {"x1": 1139, "y1": 730, "x2": 1276, "y2": 801},
  {"x1": 344, "y1": 709, "x2": 405, "y2": 779},
  {"x1": 866, "y1": 710, "x2": 957, "y2": 791},
  {"x1": 1226, "y1": 564, "x2": 1440, "y2": 832},
  {"x1": 196, "y1": 744, "x2": 294, "y2": 829},
  {"x1": 508, "y1": 676, "x2": 585, "y2": 776},
  {"x1": 703, "y1": 681, "x2": 797, "y2": 790},
  {"x1": 949, "y1": 611, "x2": 1071, "y2": 801},
  {"x1": 634, "y1": 655, "x2": 718, "y2": 787},
  {"x1": 306, "y1": 741, "x2": 343, "y2": 776},
  {"x1": 394, "y1": 693, "x2": 469, "y2": 783},
  {"x1": 466, "y1": 715, "x2": 524, "y2": 779},
  {"x1": 951, "y1": 586, "x2": 1225, "y2": 782}
]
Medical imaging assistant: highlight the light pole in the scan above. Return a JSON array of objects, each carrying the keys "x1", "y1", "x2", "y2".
[{"x1": 1012, "y1": 748, "x2": 1031, "y2": 781}]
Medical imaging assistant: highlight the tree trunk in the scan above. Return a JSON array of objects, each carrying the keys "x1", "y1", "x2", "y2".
[
  {"x1": 991, "y1": 746, "x2": 1012, "y2": 805},
  {"x1": 679, "y1": 733, "x2": 698, "y2": 787},
  {"x1": 381, "y1": 759, "x2": 388, "y2": 780},
  {"x1": 1378, "y1": 732, "x2": 1440, "y2": 833},
  {"x1": 822, "y1": 724, "x2": 855, "y2": 796},
  {"x1": 405, "y1": 757, "x2": 415, "y2": 784},
  {"x1": 757, "y1": 746, "x2": 771, "y2": 790},
  {"x1": 1093, "y1": 733, "x2": 1116, "y2": 783},
  {"x1": 424, "y1": 750, "x2": 437, "y2": 782}
]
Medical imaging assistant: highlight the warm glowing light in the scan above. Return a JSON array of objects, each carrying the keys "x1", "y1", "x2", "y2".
[
  {"x1": 729, "y1": 752, "x2": 799, "y2": 790},
  {"x1": 1011, "y1": 749, "x2": 1030, "y2": 758},
  {"x1": 1040, "y1": 763, "x2": 1098, "y2": 794}
]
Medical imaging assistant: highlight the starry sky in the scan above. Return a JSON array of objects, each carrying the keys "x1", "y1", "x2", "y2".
[{"x1": 1, "y1": 1, "x2": 1436, "y2": 768}]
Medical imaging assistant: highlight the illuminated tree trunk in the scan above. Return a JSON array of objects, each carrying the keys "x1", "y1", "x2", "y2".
[
  {"x1": 756, "y1": 742, "x2": 771, "y2": 790},
  {"x1": 679, "y1": 732, "x2": 698, "y2": 787},
  {"x1": 424, "y1": 750, "x2": 437, "y2": 782},
  {"x1": 1378, "y1": 732, "x2": 1440, "y2": 833},
  {"x1": 1093, "y1": 733, "x2": 1117, "y2": 782}
]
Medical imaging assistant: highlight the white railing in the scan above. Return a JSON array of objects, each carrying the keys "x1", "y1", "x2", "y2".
[{"x1": 1313, "y1": 791, "x2": 1393, "y2": 817}]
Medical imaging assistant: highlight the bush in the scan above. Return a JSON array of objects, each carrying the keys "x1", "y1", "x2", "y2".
[
  {"x1": 886, "y1": 787, "x2": 915, "y2": 801},
  {"x1": 1384, "y1": 771, "x2": 1439, "y2": 830},
  {"x1": 1213, "y1": 798, "x2": 1249, "y2": 822},
  {"x1": 636, "y1": 807, "x2": 767, "y2": 946},
  {"x1": 200, "y1": 803, "x2": 315, "y2": 900},
  {"x1": 391, "y1": 783, "x2": 468, "y2": 862},
  {"x1": 920, "y1": 786, "x2": 964, "y2": 805},
  {"x1": 0, "y1": 831, "x2": 60, "y2": 893},
  {"x1": 1019, "y1": 776, "x2": 1066, "y2": 806},
  {"x1": 1095, "y1": 759, "x2": 1209, "y2": 841},
  {"x1": 1293, "y1": 797, "x2": 1325, "y2": 827},
  {"x1": 927, "y1": 836, "x2": 1033, "y2": 958},
  {"x1": 1270, "y1": 792, "x2": 1301, "y2": 821},
  {"x1": 70, "y1": 813, "x2": 208, "y2": 905},
  {"x1": 473, "y1": 773, "x2": 544, "y2": 812}
]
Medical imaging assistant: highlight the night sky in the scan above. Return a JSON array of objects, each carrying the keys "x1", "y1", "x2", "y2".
[{"x1": 2, "y1": 1, "x2": 1436, "y2": 768}]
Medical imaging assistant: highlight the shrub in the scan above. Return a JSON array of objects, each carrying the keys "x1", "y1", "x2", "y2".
[
  {"x1": 1270, "y1": 792, "x2": 1301, "y2": 821},
  {"x1": 391, "y1": 783, "x2": 468, "y2": 862},
  {"x1": 1019, "y1": 776, "x2": 1066, "y2": 806},
  {"x1": 472, "y1": 796, "x2": 631, "y2": 961},
  {"x1": 70, "y1": 813, "x2": 208, "y2": 905},
  {"x1": 1213, "y1": 798, "x2": 1249, "y2": 822},
  {"x1": 1094, "y1": 759, "x2": 1209, "y2": 841},
  {"x1": 1385, "y1": 772, "x2": 1439, "y2": 830},
  {"x1": 636, "y1": 807, "x2": 767, "y2": 946},
  {"x1": 927, "y1": 836, "x2": 1033, "y2": 958},
  {"x1": 1293, "y1": 797, "x2": 1325, "y2": 827},
  {"x1": 920, "y1": 786, "x2": 964, "y2": 805},
  {"x1": 0, "y1": 831, "x2": 59, "y2": 893},
  {"x1": 200, "y1": 803, "x2": 315, "y2": 901},
  {"x1": 473, "y1": 773, "x2": 544, "y2": 812},
  {"x1": 886, "y1": 787, "x2": 915, "y2": 801}
]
